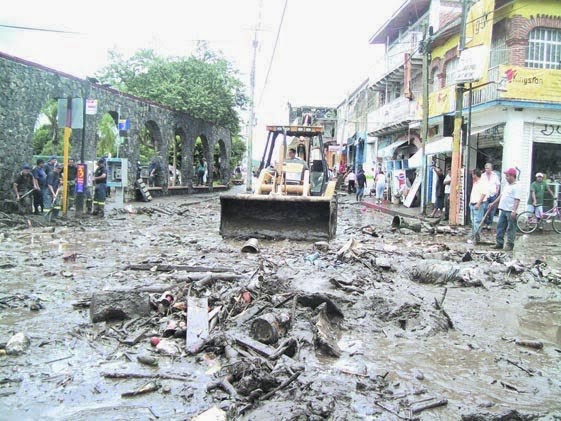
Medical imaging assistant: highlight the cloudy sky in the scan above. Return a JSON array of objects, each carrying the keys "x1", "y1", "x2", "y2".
[{"x1": 1, "y1": 0, "x2": 403, "y2": 140}]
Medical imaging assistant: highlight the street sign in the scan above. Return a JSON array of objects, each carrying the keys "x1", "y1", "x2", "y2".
[
  {"x1": 118, "y1": 118, "x2": 130, "y2": 131},
  {"x1": 85, "y1": 99, "x2": 98, "y2": 115}
]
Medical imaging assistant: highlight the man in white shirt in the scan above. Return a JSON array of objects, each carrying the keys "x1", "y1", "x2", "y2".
[
  {"x1": 490, "y1": 167, "x2": 520, "y2": 251},
  {"x1": 469, "y1": 169, "x2": 487, "y2": 244},
  {"x1": 481, "y1": 163, "x2": 501, "y2": 229},
  {"x1": 443, "y1": 169, "x2": 451, "y2": 220}
]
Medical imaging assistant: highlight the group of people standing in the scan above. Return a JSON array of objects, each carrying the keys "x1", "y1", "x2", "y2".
[
  {"x1": 468, "y1": 163, "x2": 554, "y2": 251},
  {"x1": 343, "y1": 165, "x2": 386, "y2": 204},
  {"x1": 12, "y1": 156, "x2": 107, "y2": 218}
]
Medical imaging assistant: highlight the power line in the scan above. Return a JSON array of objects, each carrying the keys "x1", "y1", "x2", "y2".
[
  {"x1": 0, "y1": 23, "x2": 82, "y2": 35},
  {"x1": 256, "y1": 0, "x2": 288, "y2": 109}
]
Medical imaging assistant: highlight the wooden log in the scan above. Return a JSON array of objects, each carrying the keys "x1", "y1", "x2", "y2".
[
  {"x1": 186, "y1": 296, "x2": 209, "y2": 354},
  {"x1": 411, "y1": 398, "x2": 448, "y2": 414},
  {"x1": 125, "y1": 264, "x2": 232, "y2": 273},
  {"x1": 90, "y1": 291, "x2": 151, "y2": 323},
  {"x1": 515, "y1": 339, "x2": 543, "y2": 350},
  {"x1": 250, "y1": 312, "x2": 291, "y2": 345}
]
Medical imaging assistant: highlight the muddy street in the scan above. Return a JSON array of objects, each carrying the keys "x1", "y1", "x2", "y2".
[{"x1": 1, "y1": 191, "x2": 560, "y2": 420}]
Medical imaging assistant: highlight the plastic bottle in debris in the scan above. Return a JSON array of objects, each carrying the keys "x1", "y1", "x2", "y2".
[{"x1": 305, "y1": 252, "x2": 320, "y2": 263}]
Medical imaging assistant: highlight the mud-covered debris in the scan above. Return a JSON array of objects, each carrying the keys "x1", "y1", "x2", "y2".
[
  {"x1": 250, "y1": 312, "x2": 291, "y2": 345},
  {"x1": 312, "y1": 303, "x2": 341, "y2": 357},
  {"x1": 461, "y1": 409, "x2": 542, "y2": 420},
  {"x1": 375, "y1": 257, "x2": 392, "y2": 270},
  {"x1": 5, "y1": 332, "x2": 30, "y2": 355},
  {"x1": 121, "y1": 380, "x2": 160, "y2": 397},
  {"x1": 90, "y1": 291, "x2": 151, "y2": 323},
  {"x1": 137, "y1": 354, "x2": 159, "y2": 366},
  {"x1": 515, "y1": 339, "x2": 544, "y2": 350},
  {"x1": 314, "y1": 241, "x2": 329, "y2": 251},
  {"x1": 192, "y1": 406, "x2": 227, "y2": 421}
]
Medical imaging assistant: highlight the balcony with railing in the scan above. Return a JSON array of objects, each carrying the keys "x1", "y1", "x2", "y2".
[
  {"x1": 367, "y1": 96, "x2": 419, "y2": 134},
  {"x1": 370, "y1": 31, "x2": 423, "y2": 85}
]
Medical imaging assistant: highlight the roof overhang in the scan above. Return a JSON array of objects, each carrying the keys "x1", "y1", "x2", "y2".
[{"x1": 369, "y1": 0, "x2": 431, "y2": 45}]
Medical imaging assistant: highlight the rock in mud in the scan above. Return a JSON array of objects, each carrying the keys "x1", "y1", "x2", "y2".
[
  {"x1": 6, "y1": 332, "x2": 30, "y2": 355},
  {"x1": 90, "y1": 291, "x2": 151, "y2": 323}
]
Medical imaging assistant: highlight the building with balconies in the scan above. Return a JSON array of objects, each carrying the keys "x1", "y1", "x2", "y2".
[
  {"x1": 365, "y1": 0, "x2": 463, "y2": 207},
  {"x1": 427, "y1": 0, "x2": 561, "y2": 219}
]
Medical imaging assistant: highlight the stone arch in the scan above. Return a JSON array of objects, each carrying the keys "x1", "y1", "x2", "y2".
[
  {"x1": 196, "y1": 134, "x2": 211, "y2": 186},
  {"x1": 144, "y1": 120, "x2": 166, "y2": 187},
  {"x1": 171, "y1": 127, "x2": 186, "y2": 186},
  {"x1": 214, "y1": 138, "x2": 229, "y2": 185}
]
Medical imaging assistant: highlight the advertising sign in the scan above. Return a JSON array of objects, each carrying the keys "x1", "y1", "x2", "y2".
[
  {"x1": 76, "y1": 163, "x2": 87, "y2": 194},
  {"x1": 499, "y1": 65, "x2": 561, "y2": 103}
]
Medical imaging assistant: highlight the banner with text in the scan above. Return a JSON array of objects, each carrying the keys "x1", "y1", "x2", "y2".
[
  {"x1": 499, "y1": 65, "x2": 561, "y2": 103},
  {"x1": 457, "y1": 0, "x2": 495, "y2": 83}
]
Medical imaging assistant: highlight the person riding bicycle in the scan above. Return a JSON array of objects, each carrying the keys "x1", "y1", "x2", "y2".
[{"x1": 527, "y1": 172, "x2": 555, "y2": 227}]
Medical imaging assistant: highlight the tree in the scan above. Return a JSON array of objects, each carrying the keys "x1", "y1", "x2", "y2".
[
  {"x1": 230, "y1": 135, "x2": 247, "y2": 169},
  {"x1": 96, "y1": 43, "x2": 248, "y2": 133},
  {"x1": 33, "y1": 99, "x2": 62, "y2": 155},
  {"x1": 96, "y1": 113, "x2": 118, "y2": 157}
]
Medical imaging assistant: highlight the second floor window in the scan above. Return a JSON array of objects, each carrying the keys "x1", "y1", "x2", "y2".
[
  {"x1": 526, "y1": 27, "x2": 561, "y2": 69},
  {"x1": 445, "y1": 57, "x2": 459, "y2": 86}
]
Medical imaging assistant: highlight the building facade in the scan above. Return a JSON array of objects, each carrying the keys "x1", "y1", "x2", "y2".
[{"x1": 340, "y1": 0, "x2": 561, "y2": 222}]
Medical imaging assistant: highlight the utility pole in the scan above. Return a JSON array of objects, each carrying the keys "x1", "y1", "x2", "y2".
[
  {"x1": 449, "y1": 0, "x2": 469, "y2": 225},
  {"x1": 246, "y1": 0, "x2": 262, "y2": 193},
  {"x1": 419, "y1": 24, "x2": 431, "y2": 215}
]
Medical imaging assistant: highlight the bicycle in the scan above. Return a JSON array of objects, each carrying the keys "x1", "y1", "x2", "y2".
[{"x1": 516, "y1": 202, "x2": 561, "y2": 234}]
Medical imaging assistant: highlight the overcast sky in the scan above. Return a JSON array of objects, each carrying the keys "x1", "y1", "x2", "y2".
[{"x1": 1, "y1": 0, "x2": 403, "y2": 142}]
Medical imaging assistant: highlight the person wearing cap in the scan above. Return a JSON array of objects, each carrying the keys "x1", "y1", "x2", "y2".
[
  {"x1": 490, "y1": 167, "x2": 521, "y2": 251},
  {"x1": 481, "y1": 163, "x2": 501, "y2": 230},
  {"x1": 92, "y1": 159, "x2": 107, "y2": 217},
  {"x1": 45, "y1": 164, "x2": 63, "y2": 218},
  {"x1": 45, "y1": 156, "x2": 57, "y2": 177},
  {"x1": 32, "y1": 159, "x2": 47, "y2": 214},
  {"x1": 527, "y1": 172, "x2": 555, "y2": 224},
  {"x1": 13, "y1": 164, "x2": 37, "y2": 214}
]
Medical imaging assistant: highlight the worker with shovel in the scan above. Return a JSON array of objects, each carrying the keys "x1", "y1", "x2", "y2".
[
  {"x1": 44, "y1": 164, "x2": 63, "y2": 220},
  {"x1": 13, "y1": 163, "x2": 37, "y2": 214},
  {"x1": 468, "y1": 169, "x2": 487, "y2": 244}
]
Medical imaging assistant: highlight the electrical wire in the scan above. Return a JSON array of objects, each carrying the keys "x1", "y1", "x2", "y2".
[
  {"x1": 256, "y1": 0, "x2": 288, "y2": 109},
  {"x1": 0, "y1": 23, "x2": 82, "y2": 34}
]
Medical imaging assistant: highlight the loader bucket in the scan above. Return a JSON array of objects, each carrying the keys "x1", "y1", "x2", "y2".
[{"x1": 220, "y1": 194, "x2": 337, "y2": 241}]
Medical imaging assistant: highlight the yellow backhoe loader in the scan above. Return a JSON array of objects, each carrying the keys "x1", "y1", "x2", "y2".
[{"x1": 220, "y1": 125, "x2": 337, "y2": 241}]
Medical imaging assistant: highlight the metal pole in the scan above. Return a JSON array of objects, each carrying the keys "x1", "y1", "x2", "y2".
[
  {"x1": 420, "y1": 24, "x2": 430, "y2": 216},
  {"x1": 449, "y1": 0, "x2": 469, "y2": 225},
  {"x1": 246, "y1": 0, "x2": 262, "y2": 193},
  {"x1": 76, "y1": 82, "x2": 89, "y2": 215}
]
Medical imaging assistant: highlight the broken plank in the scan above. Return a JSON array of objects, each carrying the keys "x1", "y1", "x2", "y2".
[
  {"x1": 234, "y1": 334, "x2": 276, "y2": 359},
  {"x1": 186, "y1": 297, "x2": 209, "y2": 354}
]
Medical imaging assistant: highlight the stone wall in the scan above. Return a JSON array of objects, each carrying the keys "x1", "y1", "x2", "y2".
[{"x1": 0, "y1": 52, "x2": 232, "y2": 205}]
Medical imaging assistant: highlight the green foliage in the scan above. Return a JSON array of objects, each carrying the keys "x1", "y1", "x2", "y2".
[
  {"x1": 138, "y1": 127, "x2": 156, "y2": 164},
  {"x1": 230, "y1": 136, "x2": 247, "y2": 169},
  {"x1": 33, "y1": 99, "x2": 61, "y2": 155},
  {"x1": 96, "y1": 43, "x2": 248, "y2": 133},
  {"x1": 96, "y1": 113, "x2": 118, "y2": 157}
]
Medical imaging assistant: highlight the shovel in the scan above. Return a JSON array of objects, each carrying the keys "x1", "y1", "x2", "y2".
[
  {"x1": 470, "y1": 205, "x2": 494, "y2": 240},
  {"x1": 17, "y1": 189, "x2": 35, "y2": 201}
]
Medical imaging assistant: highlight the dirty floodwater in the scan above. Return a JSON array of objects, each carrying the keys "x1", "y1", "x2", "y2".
[{"x1": 1, "y1": 188, "x2": 560, "y2": 420}]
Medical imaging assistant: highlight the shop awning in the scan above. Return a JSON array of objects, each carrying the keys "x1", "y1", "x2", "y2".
[
  {"x1": 407, "y1": 137, "x2": 453, "y2": 168},
  {"x1": 377, "y1": 138, "x2": 409, "y2": 159}
]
